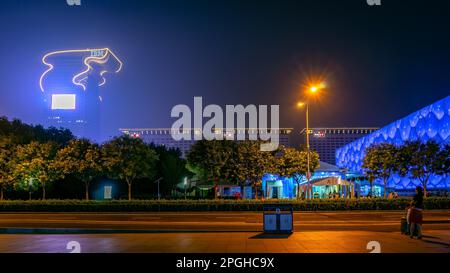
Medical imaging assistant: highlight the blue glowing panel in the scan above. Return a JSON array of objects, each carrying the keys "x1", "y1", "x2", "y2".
[
  {"x1": 51, "y1": 94, "x2": 76, "y2": 110},
  {"x1": 336, "y1": 95, "x2": 450, "y2": 189}
]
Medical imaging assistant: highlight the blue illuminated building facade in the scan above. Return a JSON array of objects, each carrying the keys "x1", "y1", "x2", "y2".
[
  {"x1": 40, "y1": 48, "x2": 122, "y2": 141},
  {"x1": 262, "y1": 161, "x2": 352, "y2": 199},
  {"x1": 336, "y1": 96, "x2": 450, "y2": 193}
]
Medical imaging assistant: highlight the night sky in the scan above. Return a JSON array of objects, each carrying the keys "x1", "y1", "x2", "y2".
[{"x1": 0, "y1": 0, "x2": 449, "y2": 142}]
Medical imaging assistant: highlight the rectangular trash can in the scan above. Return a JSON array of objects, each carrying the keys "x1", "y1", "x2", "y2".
[{"x1": 263, "y1": 204, "x2": 293, "y2": 234}]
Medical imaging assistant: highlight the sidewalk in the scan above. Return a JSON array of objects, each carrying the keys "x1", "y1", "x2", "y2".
[{"x1": 0, "y1": 230, "x2": 448, "y2": 253}]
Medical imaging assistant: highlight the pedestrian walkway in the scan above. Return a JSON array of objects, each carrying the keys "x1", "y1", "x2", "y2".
[{"x1": 0, "y1": 230, "x2": 448, "y2": 253}]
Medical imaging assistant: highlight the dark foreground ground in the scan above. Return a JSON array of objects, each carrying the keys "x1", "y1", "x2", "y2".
[{"x1": 0, "y1": 211, "x2": 449, "y2": 253}]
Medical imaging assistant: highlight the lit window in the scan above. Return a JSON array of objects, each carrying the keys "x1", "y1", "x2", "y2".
[{"x1": 51, "y1": 94, "x2": 76, "y2": 110}]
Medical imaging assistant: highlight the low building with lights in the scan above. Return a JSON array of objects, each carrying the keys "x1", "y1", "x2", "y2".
[
  {"x1": 262, "y1": 161, "x2": 354, "y2": 199},
  {"x1": 119, "y1": 128, "x2": 294, "y2": 157}
]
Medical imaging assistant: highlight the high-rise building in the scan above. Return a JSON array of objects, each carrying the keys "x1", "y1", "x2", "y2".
[
  {"x1": 40, "y1": 48, "x2": 122, "y2": 141},
  {"x1": 119, "y1": 128, "x2": 293, "y2": 157},
  {"x1": 300, "y1": 128, "x2": 379, "y2": 165}
]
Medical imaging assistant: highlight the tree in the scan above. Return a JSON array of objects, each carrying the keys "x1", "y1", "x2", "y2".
[
  {"x1": 102, "y1": 136, "x2": 158, "y2": 200},
  {"x1": 187, "y1": 140, "x2": 235, "y2": 198},
  {"x1": 434, "y1": 144, "x2": 450, "y2": 177},
  {"x1": 55, "y1": 139, "x2": 103, "y2": 200},
  {"x1": 366, "y1": 172, "x2": 376, "y2": 197},
  {"x1": 362, "y1": 143, "x2": 398, "y2": 197},
  {"x1": 397, "y1": 140, "x2": 442, "y2": 197},
  {"x1": 232, "y1": 141, "x2": 274, "y2": 199},
  {"x1": 151, "y1": 145, "x2": 190, "y2": 196},
  {"x1": 13, "y1": 141, "x2": 60, "y2": 200},
  {"x1": 0, "y1": 116, "x2": 74, "y2": 145},
  {"x1": 274, "y1": 147, "x2": 319, "y2": 199},
  {"x1": 0, "y1": 137, "x2": 15, "y2": 200}
]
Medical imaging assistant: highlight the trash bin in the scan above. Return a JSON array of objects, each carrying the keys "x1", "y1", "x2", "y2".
[{"x1": 263, "y1": 204, "x2": 294, "y2": 234}]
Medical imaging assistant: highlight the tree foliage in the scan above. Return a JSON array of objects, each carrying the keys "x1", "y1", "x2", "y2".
[
  {"x1": 0, "y1": 137, "x2": 15, "y2": 200},
  {"x1": 362, "y1": 143, "x2": 398, "y2": 197},
  {"x1": 0, "y1": 117, "x2": 74, "y2": 145},
  {"x1": 102, "y1": 136, "x2": 158, "y2": 200},
  {"x1": 275, "y1": 146, "x2": 319, "y2": 198},
  {"x1": 397, "y1": 140, "x2": 444, "y2": 196},
  {"x1": 187, "y1": 141, "x2": 320, "y2": 199},
  {"x1": 13, "y1": 141, "x2": 60, "y2": 200},
  {"x1": 55, "y1": 139, "x2": 103, "y2": 200},
  {"x1": 363, "y1": 140, "x2": 449, "y2": 197},
  {"x1": 187, "y1": 140, "x2": 235, "y2": 198},
  {"x1": 150, "y1": 144, "x2": 191, "y2": 196}
]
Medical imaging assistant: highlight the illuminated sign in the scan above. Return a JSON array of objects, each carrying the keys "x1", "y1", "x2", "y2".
[
  {"x1": 313, "y1": 131, "x2": 326, "y2": 138},
  {"x1": 104, "y1": 186, "x2": 112, "y2": 199},
  {"x1": 51, "y1": 94, "x2": 76, "y2": 110},
  {"x1": 40, "y1": 48, "x2": 123, "y2": 93}
]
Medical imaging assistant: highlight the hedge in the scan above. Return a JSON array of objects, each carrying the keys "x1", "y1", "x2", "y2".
[{"x1": 0, "y1": 198, "x2": 448, "y2": 212}]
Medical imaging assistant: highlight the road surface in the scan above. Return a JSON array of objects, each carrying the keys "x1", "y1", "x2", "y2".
[{"x1": 0, "y1": 210, "x2": 449, "y2": 232}]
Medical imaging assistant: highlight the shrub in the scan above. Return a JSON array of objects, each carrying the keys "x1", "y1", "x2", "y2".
[{"x1": 0, "y1": 198, "x2": 448, "y2": 212}]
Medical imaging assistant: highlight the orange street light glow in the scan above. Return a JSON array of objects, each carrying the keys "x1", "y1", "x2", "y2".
[{"x1": 309, "y1": 82, "x2": 326, "y2": 94}]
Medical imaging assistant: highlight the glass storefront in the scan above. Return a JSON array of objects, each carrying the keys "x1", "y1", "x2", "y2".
[{"x1": 359, "y1": 184, "x2": 383, "y2": 197}]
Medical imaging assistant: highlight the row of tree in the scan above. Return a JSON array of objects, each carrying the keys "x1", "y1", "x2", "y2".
[
  {"x1": 0, "y1": 118, "x2": 191, "y2": 200},
  {"x1": 0, "y1": 136, "x2": 192, "y2": 200},
  {"x1": 186, "y1": 140, "x2": 320, "y2": 199},
  {"x1": 0, "y1": 117, "x2": 74, "y2": 145},
  {"x1": 362, "y1": 140, "x2": 449, "y2": 197}
]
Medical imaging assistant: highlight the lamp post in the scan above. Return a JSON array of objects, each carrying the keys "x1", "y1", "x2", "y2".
[
  {"x1": 28, "y1": 177, "x2": 33, "y2": 200},
  {"x1": 184, "y1": 177, "x2": 188, "y2": 200},
  {"x1": 154, "y1": 177, "x2": 163, "y2": 200},
  {"x1": 297, "y1": 83, "x2": 325, "y2": 199},
  {"x1": 305, "y1": 102, "x2": 311, "y2": 199}
]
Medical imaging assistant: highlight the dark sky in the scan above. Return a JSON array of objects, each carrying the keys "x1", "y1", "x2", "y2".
[{"x1": 0, "y1": 0, "x2": 449, "y2": 141}]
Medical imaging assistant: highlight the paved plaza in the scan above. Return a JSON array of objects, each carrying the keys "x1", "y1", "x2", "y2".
[
  {"x1": 0, "y1": 230, "x2": 449, "y2": 253},
  {"x1": 0, "y1": 211, "x2": 449, "y2": 253}
]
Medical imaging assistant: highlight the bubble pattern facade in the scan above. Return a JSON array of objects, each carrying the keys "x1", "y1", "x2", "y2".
[{"x1": 336, "y1": 96, "x2": 450, "y2": 190}]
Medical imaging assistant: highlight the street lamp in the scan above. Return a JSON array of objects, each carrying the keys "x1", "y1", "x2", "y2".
[
  {"x1": 297, "y1": 82, "x2": 325, "y2": 199},
  {"x1": 154, "y1": 177, "x2": 163, "y2": 200},
  {"x1": 27, "y1": 177, "x2": 34, "y2": 200},
  {"x1": 184, "y1": 177, "x2": 188, "y2": 200}
]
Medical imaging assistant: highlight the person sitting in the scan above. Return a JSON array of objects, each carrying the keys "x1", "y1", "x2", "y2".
[{"x1": 409, "y1": 186, "x2": 424, "y2": 239}]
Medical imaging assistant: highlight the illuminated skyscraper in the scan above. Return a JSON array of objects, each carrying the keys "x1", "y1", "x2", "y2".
[{"x1": 40, "y1": 48, "x2": 122, "y2": 140}]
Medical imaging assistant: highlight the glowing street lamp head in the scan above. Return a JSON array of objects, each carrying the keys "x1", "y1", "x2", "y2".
[
  {"x1": 297, "y1": 102, "x2": 305, "y2": 108},
  {"x1": 308, "y1": 82, "x2": 326, "y2": 94}
]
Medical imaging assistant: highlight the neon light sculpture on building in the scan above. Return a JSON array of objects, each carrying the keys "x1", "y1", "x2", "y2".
[{"x1": 40, "y1": 48, "x2": 123, "y2": 93}]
